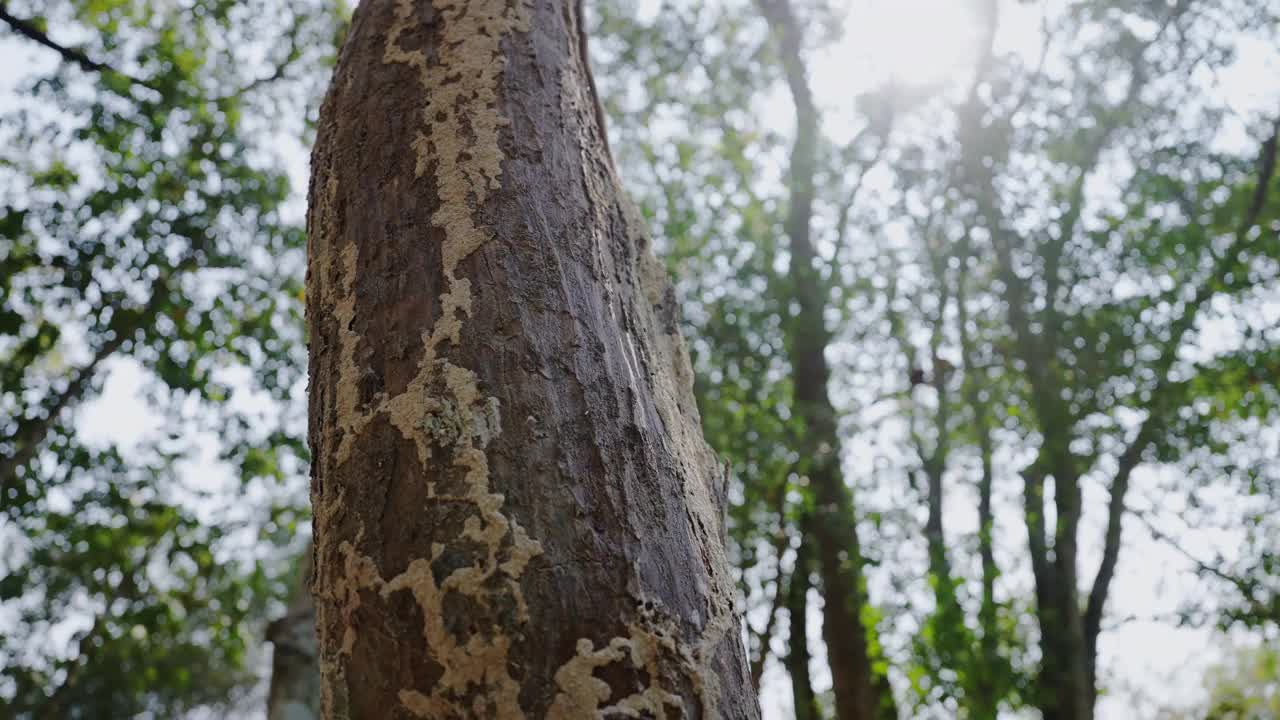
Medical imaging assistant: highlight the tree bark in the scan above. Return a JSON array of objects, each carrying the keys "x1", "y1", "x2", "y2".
[{"x1": 304, "y1": 1, "x2": 757, "y2": 718}]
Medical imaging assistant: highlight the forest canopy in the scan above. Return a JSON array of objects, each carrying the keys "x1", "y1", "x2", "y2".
[{"x1": 1, "y1": 0, "x2": 1277, "y2": 718}]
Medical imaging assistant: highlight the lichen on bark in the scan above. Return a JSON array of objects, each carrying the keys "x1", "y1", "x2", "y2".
[
  {"x1": 306, "y1": 0, "x2": 759, "y2": 716},
  {"x1": 312, "y1": 0, "x2": 543, "y2": 715}
]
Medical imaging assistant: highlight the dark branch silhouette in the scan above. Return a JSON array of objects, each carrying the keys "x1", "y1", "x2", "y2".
[{"x1": 0, "y1": 3, "x2": 159, "y2": 92}]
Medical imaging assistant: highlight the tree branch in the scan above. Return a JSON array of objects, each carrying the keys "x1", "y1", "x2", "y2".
[
  {"x1": 1084, "y1": 115, "x2": 1279, "y2": 647},
  {"x1": 750, "y1": 528, "x2": 792, "y2": 691},
  {"x1": 1133, "y1": 510, "x2": 1255, "y2": 599},
  {"x1": 1, "y1": 268, "x2": 179, "y2": 490},
  {"x1": 0, "y1": 328, "x2": 127, "y2": 487},
  {"x1": 0, "y1": 3, "x2": 159, "y2": 92}
]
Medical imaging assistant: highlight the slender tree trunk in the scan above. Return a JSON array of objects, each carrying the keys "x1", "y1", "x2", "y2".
[
  {"x1": 958, "y1": 68, "x2": 1092, "y2": 720},
  {"x1": 756, "y1": 2, "x2": 895, "y2": 718},
  {"x1": 983, "y1": 169, "x2": 1090, "y2": 720},
  {"x1": 266, "y1": 552, "x2": 320, "y2": 720},
  {"x1": 750, "y1": 525, "x2": 793, "y2": 691},
  {"x1": 958, "y1": 278, "x2": 1000, "y2": 720},
  {"x1": 920, "y1": 338, "x2": 969, "y2": 690},
  {"x1": 304, "y1": 1, "x2": 758, "y2": 717},
  {"x1": 786, "y1": 536, "x2": 821, "y2": 720}
]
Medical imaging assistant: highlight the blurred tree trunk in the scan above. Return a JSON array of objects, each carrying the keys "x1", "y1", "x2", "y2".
[
  {"x1": 750, "y1": 521, "x2": 793, "y2": 691},
  {"x1": 956, "y1": 5, "x2": 1202, "y2": 718},
  {"x1": 958, "y1": 272, "x2": 1002, "y2": 720},
  {"x1": 757, "y1": 1, "x2": 896, "y2": 718},
  {"x1": 786, "y1": 533, "x2": 822, "y2": 720},
  {"x1": 963, "y1": 108, "x2": 1092, "y2": 720},
  {"x1": 954, "y1": 3, "x2": 1090, "y2": 716},
  {"x1": 304, "y1": 0, "x2": 758, "y2": 718},
  {"x1": 266, "y1": 553, "x2": 320, "y2": 720}
]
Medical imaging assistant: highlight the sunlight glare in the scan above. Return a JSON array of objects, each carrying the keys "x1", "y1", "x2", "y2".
[{"x1": 842, "y1": 0, "x2": 981, "y2": 90}]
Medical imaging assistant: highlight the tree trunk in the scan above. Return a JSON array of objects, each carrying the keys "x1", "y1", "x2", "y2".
[
  {"x1": 750, "y1": 525, "x2": 792, "y2": 692},
  {"x1": 757, "y1": 1, "x2": 895, "y2": 718},
  {"x1": 304, "y1": 1, "x2": 757, "y2": 718},
  {"x1": 786, "y1": 535, "x2": 822, "y2": 720},
  {"x1": 957, "y1": 277, "x2": 1001, "y2": 720},
  {"x1": 266, "y1": 552, "x2": 321, "y2": 720}
]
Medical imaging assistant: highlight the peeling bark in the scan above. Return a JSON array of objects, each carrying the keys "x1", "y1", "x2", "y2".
[{"x1": 304, "y1": 1, "x2": 757, "y2": 717}]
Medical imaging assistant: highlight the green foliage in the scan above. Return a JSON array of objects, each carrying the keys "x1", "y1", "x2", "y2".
[
  {"x1": 1203, "y1": 645, "x2": 1280, "y2": 719},
  {"x1": 0, "y1": 0, "x2": 342, "y2": 715},
  {"x1": 598, "y1": 0, "x2": 1279, "y2": 717}
]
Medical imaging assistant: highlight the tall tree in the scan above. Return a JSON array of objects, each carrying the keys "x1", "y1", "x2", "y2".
[
  {"x1": 941, "y1": 2, "x2": 1280, "y2": 718},
  {"x1": 877, "y1": 200, "x2": 1023, "y2": 719},
  {"x1": 305, "y1": 0, "x2": 757, "y2": 716},
  {"x1": 756, "y1": 1, "x2": 896, "y2": 717}
]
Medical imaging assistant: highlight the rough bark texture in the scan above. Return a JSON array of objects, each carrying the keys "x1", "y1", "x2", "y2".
[{"x1": 304, "y1": 1, "x2": 757, "y2": 718}]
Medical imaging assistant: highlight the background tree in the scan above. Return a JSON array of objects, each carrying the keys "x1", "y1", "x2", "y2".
[
  {"x1": 758, "y1": 1, "x2": 900, "y2": 716},
  {"x1": 0, "y1": 0, "x2": 341, "y2": 715},
  {"x1": 597, "y1": 1, "x2": 1279, "y2": 718},
  {"x1": 939, "y1": 3, "x2": 1279, "y2": 717}
]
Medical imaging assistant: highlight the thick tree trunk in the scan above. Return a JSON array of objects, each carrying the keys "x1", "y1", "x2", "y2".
[{"x1": 304, "y1": 1, "x2": 758, "y2": 717}]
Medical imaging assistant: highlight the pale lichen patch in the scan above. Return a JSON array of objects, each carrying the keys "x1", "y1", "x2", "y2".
[
  {"x1": 331, "y1": 244, "x2": 365, "y2": 467},
  {"x1": 317, "y1": 0, "x2": 545, "y2": 717},
  {"x1": 336, "y1": 539, "x2": 384, "y2": 656},
  {"x1": 545, "y1": 615, "x2": 687, "y2": 720},
  {"x1": 332, "y1": 538, "x2": 531, "y2": 719},
  {"x1": 548, "y1": 638, "x2": 628, "y2": 716}
]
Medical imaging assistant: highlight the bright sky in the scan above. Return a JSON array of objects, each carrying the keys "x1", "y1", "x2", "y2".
[{"x1": 824, "y1": 0, "x2": 988, "y2": 93}]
